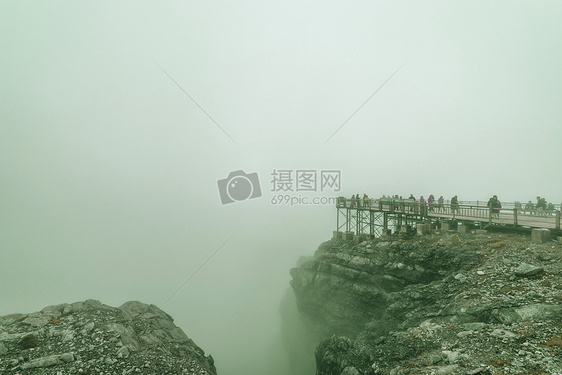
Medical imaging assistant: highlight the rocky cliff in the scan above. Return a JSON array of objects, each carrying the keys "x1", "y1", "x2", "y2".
[
  {"x1": 0, "y1": 300, "x2": 216, "y2": 375},
  {"x1": 290, "y1": 231, "x2": 562, "y2": 375}
]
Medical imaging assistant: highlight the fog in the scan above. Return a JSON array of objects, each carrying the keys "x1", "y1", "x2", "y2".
[{"x1": 2, "y1": 1, "x2": 561, "y2": 374}]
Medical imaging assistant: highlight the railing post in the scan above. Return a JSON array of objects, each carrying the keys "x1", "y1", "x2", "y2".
[
  {"x1": 488, "y1": 207, "x2": 492, "y2": 224},
  {"x1": 556, "y1": 211, "x2": 560, "y2": 230},
  {"x1": 337, "y1": 206, "x2": 339, "y2": 231},
  {"x1": 513, "y1": 208, "x2": 518, "y2": 227}
]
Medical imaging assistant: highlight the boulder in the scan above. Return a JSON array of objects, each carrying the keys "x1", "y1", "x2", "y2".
[
  {"x1": 514, "y1": 263, "x2": 543, "y2": 277},
  {"x1": 0, "y1": 300, "x2": 216, "y2": 375}
]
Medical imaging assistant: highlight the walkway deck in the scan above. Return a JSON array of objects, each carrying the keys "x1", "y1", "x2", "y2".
[{"x1": 336, "y1": 198, "x2": 561, "y2": 237}]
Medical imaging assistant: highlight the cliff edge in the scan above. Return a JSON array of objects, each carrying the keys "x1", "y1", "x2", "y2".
[
  {"x1": 290, "y1": 231, "x2": 562, "y2": 375},
  {"x1": 0, "y1": 300, "x2": 216, "y2": 375}
]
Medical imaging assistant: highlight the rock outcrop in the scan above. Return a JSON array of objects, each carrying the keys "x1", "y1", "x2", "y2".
[
  {"x1": 290, "y1": 231, "x2": 562, "y2": 374},
  {"x1": 0, "y1": 299, "x2": 217, "y2": 375}
]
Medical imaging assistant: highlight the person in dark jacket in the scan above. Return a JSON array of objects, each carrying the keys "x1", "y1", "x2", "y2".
[
  {"x1": 537, "y1": 197, "x2": 547, "y2": 215},
  {"x1": 451, "y1": 195, "x2": 459, "y2": 214},
  {"x1": 487, "y1": 195, "x2": 500, "y2": 218}
]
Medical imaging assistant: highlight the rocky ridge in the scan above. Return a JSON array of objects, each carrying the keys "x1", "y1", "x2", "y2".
[
  {"x1": 290, "y1": 230, "x2": 562, "y2": 374},
  {"x1": 0, "y1": 300, "x2": 217, "y2": 375}
]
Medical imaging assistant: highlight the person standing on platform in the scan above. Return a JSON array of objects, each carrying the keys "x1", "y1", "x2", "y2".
[
  {"x1": 408, "y1": 194, "x2": 415, "y2": 212},
  {"x1": 419, "y1": 195, "x2": 426, "y2": 216},
  {"x1": 537, "y1": 197, "x2": 546, "y2": 215},
  {"x1": 428, "y1": 195, "x2": 435, "y2": 212},
  {"x1": 487, "y1": 195, "x2": 500, "y2": 218},
  {"x1": 392, "y1": 195, "x2": 399, "y2": 211},
  {"x1": 535, "y1": 196, "x2": 542, "y2": 215},
  {"x1": 451, "y1": 195, "x2": 459, "y2": 215}
]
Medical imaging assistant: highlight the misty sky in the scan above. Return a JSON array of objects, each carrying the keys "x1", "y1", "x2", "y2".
[{"x1": 2, "y1": 1, "x2": 562, "y2": 374}]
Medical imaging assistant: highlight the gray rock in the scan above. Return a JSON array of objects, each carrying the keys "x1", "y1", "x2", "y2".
[
  {"x1": 81, "y1": 321, "x2": 94, "y2": 334},
  {"x1": 105, "y1": 356, "x2": 117, "y2": 364},
  {"x1": 514, "y1": 263, "x2": 543, "y2": 277},
  {"x1": 22, "y1": 314, "x2": 50, "y2": 327},
  {"x1": 429, "y1": 354, "x2": 442, "y2": 364},
  {"x1": 492, "y1": 304, "x2": 562, "y2": 324},
  {"x1": 62, "y1": 304, "x2": 73, "y2": 316},
  {"x1": 61, "y1": 329, "x2": 74, "y2": 342},
  {"x1": 60, "y1": 352, "x2": 74, "y2": 362},
  {"x1": 457, "y1": 330, "x2": 473, "y2": 338},
  {"x1": 454, "y1": 273, "x2": 467, "y2": 283},
  {"x1": 19, "y1": 333, "x2": 39, "y2": 348},
  {"x1": 291, "y1": 234, "x2": 562, "y2": 375},
  {"x1": 466, "y1": 367, "x2": 486, "y2": 374},
  {"x1": 21, "y1": 355, "x2": 60, "y2": 369},
  {"x1": 435, "y1": 364, "x2": 460, "y2": 374},
  {"x1": 0, "y1": 300, "x2": 216, "y2": 375},
  {"x1": 442, "y1": 350, "x2": 462, "y2": 364},
  {"x1": 490, "y1": 328, "x2": 517, "y2": 338},
  {"x1": 315, "y1": 336, "x2": 374, "y2": 375},
  {"x1": 341, "y1": 366, "x2": 360, "y2": 375},
  {"x1": 117, "y1": 346, "x2": 130, "y2": 358},
  {"x1": 41, "y1": 303, "x2": 72, "y2": 318},
  {"x1": 463, "y1": 322, "x2": 486, "y2": 331},
  {"x1": 511, "y1": 359, "x2": 524, "y2": 367}
]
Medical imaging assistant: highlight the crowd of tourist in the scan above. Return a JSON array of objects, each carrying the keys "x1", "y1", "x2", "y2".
[
  {"x1": 345, "y1": 194, "x2": 561, "y2": 216},
  {"x1": 516, "y1": 196, "x2": 559, "y2": 215}
]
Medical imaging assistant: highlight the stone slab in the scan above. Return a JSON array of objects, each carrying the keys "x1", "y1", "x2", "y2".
[
  {"x1": 400, "y1": 225, "x2": 412, "y2": 234},
  {"x1": 531, "y1": 228, "x2": 551, "y2": 243},
  {"x1": 441, "y1": 222, "x2": 457, "y2": 231},
  {"x1": 458, "y1": 224, "x2": 473, "y2": 234},
  {"x1": 417, "y1": 223, "x2": 431, "y2": 235},
  {"x1": 343, "y1": 232, "x2": 354, "y2": 241},
  {"x1": 381, "y1": 229, "x2": 392, "y2": 237}
]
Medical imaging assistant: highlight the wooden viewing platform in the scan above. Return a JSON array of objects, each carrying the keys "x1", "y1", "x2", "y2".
[{"x1": 335, "y1": 198, "x2": 561, "y2": 239}]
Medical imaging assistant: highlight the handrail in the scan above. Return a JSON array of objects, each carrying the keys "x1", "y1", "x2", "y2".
[{"x1": 336, "y1": 198, "x2": 561, "y2": 230}]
